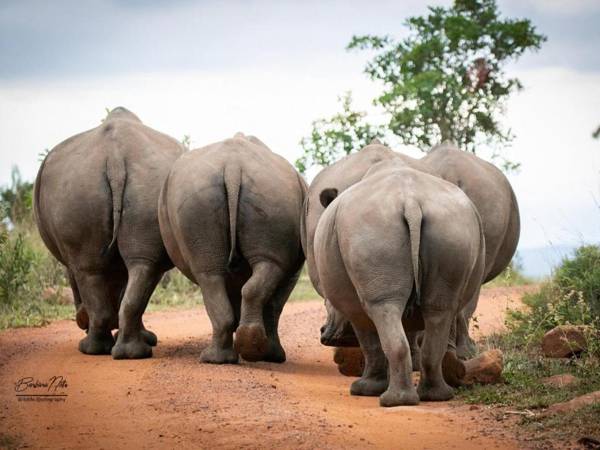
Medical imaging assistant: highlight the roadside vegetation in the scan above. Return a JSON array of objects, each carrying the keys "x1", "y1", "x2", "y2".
[
  {"x1": 458, "y1": 245, "x2": 600, "y2": 445},
  {"x1": 483, "y1": 256, "x2": 532, "y2": 287}
]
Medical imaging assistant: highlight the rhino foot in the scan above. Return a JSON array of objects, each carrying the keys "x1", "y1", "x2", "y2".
[
  {"x1": 441, "y1": 351, "x2": 467, "y2": 387},
  {"x1": 141, "y1": 329, "x2": 158, "y2": 346},
  {"x1": 261, "y1": 341, "x2": 286, "y2": 363},
  {"x1": 79, "y1": 332, "x2": 114, "y2": 355},
  {"x1": 234, "y1": 324, "x2": 269, "y2": 362},
  {"x1": 113, "y1": 329, "x2": 158, "y2": 347},
  {"x1": 200, "y1": 344, "x2": 239, "y2": 364},
  {"x1": 417, "y1": 381, "x2": 454, "y2": 402},
  {"x1": 379, "y1": 387, "x2": 420, "y2": 407},
  {"x1": 350, "y1": 377, "x2": 387, "y2": 396},
  {"x1": 111, "y1": 339, "x2": 152, "y2": 359}
]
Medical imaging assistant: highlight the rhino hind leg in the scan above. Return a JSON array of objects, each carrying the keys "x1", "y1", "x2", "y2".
[
  {"x1": 196, "y1": 272, "x2": 239, "y2": 364},
  {"x1": 260, "y1": 266, "x2": 301, "y2": 363},
  {"x1": 235, "y1": 260, "x2": 284, "y2": 362},
  {"x1": 111, "y1": 263, "x2": 162, "y2": 360},
  {"x1": 74, "y1": 271, "x2": 117, "y2": 355},
  {"x1": 364, "y1": 299, "x2": 419, "y2": 407},
  {"x1": 67, "y1": 269, "x2": 90, "y2": 330},
  {"x1": 349, "y1": 324, "x2": 388, "y2": 396},
  {"x1": 456, "y1": 286, "x2": 480, "y2": 360},
  {"x1": 417, "y1": 307, "x2": 456, "y2": 402}
]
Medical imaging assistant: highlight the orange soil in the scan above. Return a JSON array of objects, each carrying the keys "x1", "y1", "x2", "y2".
[{"x1": 0, "y1": 286, "x2": 536, "y2": 449}]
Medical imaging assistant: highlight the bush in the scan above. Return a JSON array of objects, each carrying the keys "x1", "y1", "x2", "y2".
[
  {"x1": 506, "y1": 245, "x2": 600, "y2": 347},
  {"x1": 0, "y1": 230, "x2": 33, "y2": 306},
  {"x1": 554, "y1": 245, "x2": 600, "y2": 319},
  {"x1": 459, "y1": 243, "x2": 600, "y2": 430},
  {"x1": 0, "y1": 224, "x2": 70, "y2": 329}
]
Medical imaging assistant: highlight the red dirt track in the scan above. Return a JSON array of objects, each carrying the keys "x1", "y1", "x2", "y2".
[{"x1": 0, "y1": 286, "x2": 535, "y2": 449}]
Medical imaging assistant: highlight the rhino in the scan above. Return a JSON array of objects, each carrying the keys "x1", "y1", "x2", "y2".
[
  {"x1": 314, "y1": 166, "x2": 486, "y2": 406},
  {"x1": 158, "y1": 133, "x2": 306, "y2": 364},
  {"x1": 309, "y1": 140, "x2": 519, "y2": 359},
  {"x1": 34, "y1": 107, "x2": 185, "y2": 358}
]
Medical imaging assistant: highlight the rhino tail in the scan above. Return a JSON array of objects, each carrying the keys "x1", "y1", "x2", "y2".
[
  {"x1": 403, "y1": 198, "x2": 422, "y2": 301},
  {"x1": 105, "y1": 147, "x2": 127, "y2": 254},
  {"x1": 224, "y1": 163, "x2": 242, "y2": 271}
]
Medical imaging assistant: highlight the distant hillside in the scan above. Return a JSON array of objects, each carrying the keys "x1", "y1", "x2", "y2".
[{"x1": 518, "y1": 245, "x2": 577, "y2": 279}]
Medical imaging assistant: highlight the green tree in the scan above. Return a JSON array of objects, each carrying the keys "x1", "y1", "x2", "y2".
[
  {"x1": 593, "y1": 125, "x2": 600, "y2": 140},
  {"x1": 297, "y1": 0, "x2": 545, "y2": 173},
  {"x1": 296, "y1": 92, "x2": 384, "y2": 173},
  {"x1": 0, "y1": 167, "x2": 33, "y2": 226}
]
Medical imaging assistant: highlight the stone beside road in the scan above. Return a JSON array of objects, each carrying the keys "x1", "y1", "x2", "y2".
[
  {"x1": 540, "y1": 374, "x2": 579, "y2": 388},
  {"x1": 462, "y1": 349, "x2": 504, "y2": 385},
  {"x1": 542, "y1": 325, "x2": 589, "y2": 358}
]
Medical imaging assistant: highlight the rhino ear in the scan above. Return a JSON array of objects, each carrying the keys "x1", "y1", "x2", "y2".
[
  {"x1": 319, "y1": 188, "x2": 338, "y2": 208},
  {"x1": 369, "y1": 138, "x2": 382, "y2": 145}
]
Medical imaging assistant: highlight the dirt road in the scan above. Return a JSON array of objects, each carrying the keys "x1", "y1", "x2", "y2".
[{"x1": 0, "y1": 286, "x2": 534, "y2": 449}]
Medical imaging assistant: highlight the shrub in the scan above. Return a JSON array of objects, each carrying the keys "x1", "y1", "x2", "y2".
[
  {"x1": 505, "y1": 245, "x2": 600, "y2": 347},
  {"x1": 485, "y1": 254, "x2": 531, "y2": 287},
  {"x1": 0, "y1": 224, "x2": 70, "y2": 329},
  {"x1": 554, "y1": 245, "x2": 600, "y2": 319},
  {"x1": 0, "y1": 230, "x2": 33, "y2": 306}
]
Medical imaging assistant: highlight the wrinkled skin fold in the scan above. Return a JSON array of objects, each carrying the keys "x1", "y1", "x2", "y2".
[{"x1": 34, "y1": 107, "x2": 185, "y2": 359}]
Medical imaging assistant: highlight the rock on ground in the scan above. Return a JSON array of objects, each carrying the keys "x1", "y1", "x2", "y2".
[
  {"x1": 462, "y1": 349, "x2": 504, "y2": 385},
  {"x1": 542, "y1": 325, "x2": 588, "y2": 358},
  {"x1": 540, "y1": 374, "x2": 579, "y2": 388},
  {"x1": 547, "y1": 391, "x2": 600, "y2": 414}
]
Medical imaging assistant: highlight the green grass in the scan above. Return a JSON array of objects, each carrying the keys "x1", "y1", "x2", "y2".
[
  {"x1": 0, "y1": 224, "x2": 71, "y2": 329},
  {"x1": 288, "y1": 269, "x2": 320, "y2": 302},
  {"x1": 148, "y1": 270, "x2": 202, "y2": 311},
  {"x1": 484, "y1": 259, "x2": 533, "y2": 288},
  {"x1": 458, "y1": 246, "x2": 600, "y2": 446},
  {"x1": 457, "y1": 333, "x2": 600, "y2": 410}
]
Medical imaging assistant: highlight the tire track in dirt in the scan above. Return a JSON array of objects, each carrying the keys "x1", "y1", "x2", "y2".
[{"x1": 0, "y1": 286, "x2": 535, "y2": 449}]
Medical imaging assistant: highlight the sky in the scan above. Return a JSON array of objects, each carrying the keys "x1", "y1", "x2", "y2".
[{"x1": 1, "y1": 0, "x2": 599, "y2": 275}]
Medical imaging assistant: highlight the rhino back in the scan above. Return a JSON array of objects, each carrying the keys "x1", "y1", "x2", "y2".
[
  {"x1": 323, "y1": 168, "x2": 483, "y2": 312},
  {"x1": 35, "y1": 117, "x2": 184, "y2": 269},
  {"x1": 422, "y1": 145, "x2": 519, "y2": 281},
  {"x1": 163, "y1": 136, "x2": 304, "y2": 275}
]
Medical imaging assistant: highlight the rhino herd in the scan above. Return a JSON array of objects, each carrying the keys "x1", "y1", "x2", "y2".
[{"x1": 34, "y1": 107, "x2": 519, "y2": 407}]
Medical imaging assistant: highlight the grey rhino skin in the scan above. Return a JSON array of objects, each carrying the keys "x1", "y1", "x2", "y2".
[
  {"x1": 34, "y1": 107, "x2": 185, "y2": 358},
  {"x1": 158, "y1": 133, "x2": 306, "y2": 364},
  {"x1": 314, "y1": 166, "x2": 486, "y2": 406},
  {"x1": 309, "y1": 141, "x2": 520, "y2": 358}
]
